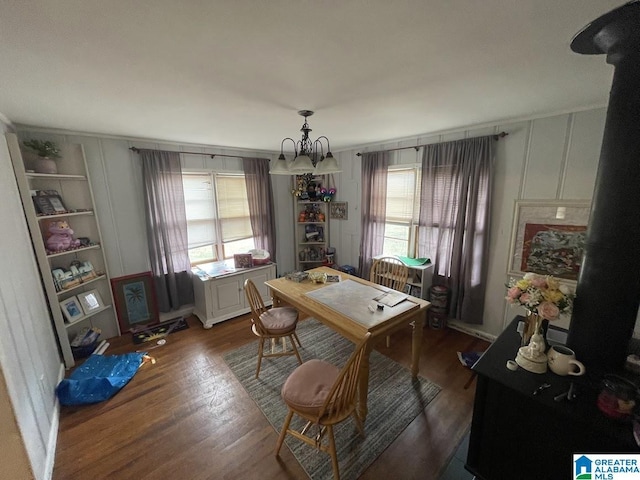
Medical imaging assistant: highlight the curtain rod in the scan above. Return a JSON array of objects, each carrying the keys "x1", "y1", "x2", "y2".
[
  {"x1": 355, "y1": 131, "x2": 508, "y2": 157},
  {"x1": 129, "y1": 146, "x2": 253, "y2": 160}
]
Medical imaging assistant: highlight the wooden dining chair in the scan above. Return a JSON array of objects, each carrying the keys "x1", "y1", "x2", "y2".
[
  {"x1": 244, "y1": 279, "x2": 303, "y2": 378},
  {"x1": 369, "y1": 257, "x2": 409, "y2": 347},
  {"x1": 275, "y1": 332, "x2": 372, "y2": 480}
]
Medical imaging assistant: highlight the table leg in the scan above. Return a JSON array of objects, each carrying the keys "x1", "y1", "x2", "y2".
[
  {"x1": 357, "y1": 343, "x2": 374, "y2": 423},
  {"x1": 411, "y1": 311, "x2": 425, "y2": 377},
  {"x1": 271, "y1": 290, "x2": 282, "y2": 307}
]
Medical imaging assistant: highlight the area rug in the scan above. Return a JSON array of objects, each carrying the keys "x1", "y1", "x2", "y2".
[{"x1": 224, "y1": 318, "x2": 441, "y2": 480}]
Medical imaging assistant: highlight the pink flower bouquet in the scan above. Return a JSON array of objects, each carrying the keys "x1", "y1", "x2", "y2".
[{"x1": 505, "y1": 272, "x2": 574, "y2": 320}]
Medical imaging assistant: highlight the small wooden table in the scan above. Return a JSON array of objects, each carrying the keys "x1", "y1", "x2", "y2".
[{"x1": 265, "y1": 266, "x2": 430, "y2": 422}]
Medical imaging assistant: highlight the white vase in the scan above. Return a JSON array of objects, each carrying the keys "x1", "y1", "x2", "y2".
[{"x1": 33, "y1": 157, "x2": 57, "y2": 174}]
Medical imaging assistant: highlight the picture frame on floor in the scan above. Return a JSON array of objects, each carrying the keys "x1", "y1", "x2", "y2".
[{"x1": 110, "y1": 271, "x2": 159, "y2": 333}]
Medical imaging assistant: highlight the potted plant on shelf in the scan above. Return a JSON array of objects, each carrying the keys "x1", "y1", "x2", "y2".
[{"x1": 23, "y1": 139, "x2": 61, "y2": 174}]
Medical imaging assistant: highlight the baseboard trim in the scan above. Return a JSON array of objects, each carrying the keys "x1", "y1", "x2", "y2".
[
  {"x1": 43, "y1": 363, "x2": 65, "y2": 480},
  {"x1": 447, "y1": 320, "x2": 496, "y2": 343}
]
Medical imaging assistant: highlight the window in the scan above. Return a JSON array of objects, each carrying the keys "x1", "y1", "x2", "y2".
[
  {"x1": 383, "y1": 167, "x2": 421, "y2": 256},
  {"x1": 182, "y1": 172, "x2": 255, "y2": 265}
]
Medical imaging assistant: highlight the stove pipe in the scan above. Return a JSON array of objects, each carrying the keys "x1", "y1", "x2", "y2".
[{"x1": 566, "y1": 1, "x2": 640, "y2": 373}]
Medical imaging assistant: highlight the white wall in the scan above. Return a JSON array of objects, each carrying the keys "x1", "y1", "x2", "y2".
[{"x1": 1, "y1": 122, "x2": 62, "y2": 480}]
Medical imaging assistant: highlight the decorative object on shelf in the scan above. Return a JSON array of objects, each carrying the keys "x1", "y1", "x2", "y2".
[
  {"x1": 507, "y1": 200, "x2": 590, "y2": 281},
  {"x1": 77, "y1": 289, "x2": 105, "y2": 315},
  {"x1": 506, "y1": 272, "x2": 575, "y2": 374},
  {"x1": 248, "y1": 249, "x2": 270, "y2": 265},
  {"x1": 319, "y1": 187, "x2": 336, "y2": 202},
  {"x1": 60, "y1": 295, "x2": 84, "y2": 323},
  {"x1": 45, "y1": 220, "x2": 81, "y2": 252},
  {"x1": 52, "y1": 261, "x2": 99, "y2": 291},
  {"x1": 70, "y1": 326, "x2": 102, "y2": 359},
  {"x1": 22, "y1": 139, "x2": 61, "y2": 174},
  {"x1": 292, "y1": 173, "x2": 315, "y2": 198},
  {"x1": 298, "y1": 202, "x2": 323, "y2": 222},
  {"x1": 271, "y1": 110, "x2": 341, "y2": 175},
  {"x1": 330, "y1": 202, "x2": 348, "y2": 220},
  {"x1": 233, "y1": 253, "x2": 253, "y2": 269},
  {"x1": 111, "y1": 272, "x2": 160, "y2": 333},
  {"x1": 32, "y1": 191, "x2": 68, "y2": 215}
]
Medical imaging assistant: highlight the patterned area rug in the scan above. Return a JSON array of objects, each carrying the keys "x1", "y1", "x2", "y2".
[{"x1": 224, "y1": 318, "x2": 441, "y2": 480}]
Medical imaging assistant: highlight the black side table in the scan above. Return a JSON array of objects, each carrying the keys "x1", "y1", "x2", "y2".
[{"x1": 465, "y1": 316, "x2": 639, "y2": 480}]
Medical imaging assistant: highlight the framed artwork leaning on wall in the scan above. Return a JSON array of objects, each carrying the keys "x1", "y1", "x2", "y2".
[{"x1": 110, "y1": 272, "x2": 159, "y2": 333}]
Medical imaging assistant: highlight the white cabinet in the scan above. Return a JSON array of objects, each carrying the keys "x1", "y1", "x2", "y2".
[
  {"x1": 7, "y1": 133, "x2": 118, "y2": 368},
  {"x1": 192, "y1": 262, "x2": 276, "y2": 328}
]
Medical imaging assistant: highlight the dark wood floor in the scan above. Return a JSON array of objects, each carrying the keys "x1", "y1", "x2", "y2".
[{"x1": 53, "y1": 314, "x2": 489, "y2": 480}]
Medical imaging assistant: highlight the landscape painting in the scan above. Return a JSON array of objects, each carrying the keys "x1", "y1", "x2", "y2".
[{"x1": 520, "y1": 223, "x2": 587, "y2": 280}]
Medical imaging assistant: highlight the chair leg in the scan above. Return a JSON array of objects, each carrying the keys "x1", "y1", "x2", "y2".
[
  {"x1": 256, "y1": 337, "x2": 265, "y2": 379},
  {"x1": 275, "y1": 410, "x2": 294, "y2": 456},
  {"x1": 326, "y1": 424, "x2": 340, "y2": 480},
  {"x1": 386, "y1": 335, "x2": 391, "y2": 348},
  {"x1": 352, "y1": 410, "x2": 364, "y2": 437},
  {"x1": 289, "y1": 334, "x2": 303, "y2": 365},
  {"x1": 293, "y1": 332, "x2": 302, "y2": 348},
  {"x1": 463, "y1": 371, "x2": 477, "y2": 390}
]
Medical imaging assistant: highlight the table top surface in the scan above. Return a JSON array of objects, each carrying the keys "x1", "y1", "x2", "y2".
[{"x1": 266, "y1": 266, "x2": 429, "y2": 341}]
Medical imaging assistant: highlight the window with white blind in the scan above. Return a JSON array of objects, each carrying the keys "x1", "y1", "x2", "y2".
[
  {"x1": 182, "y1": 172, "x2": 255, "y2": 265},
  {"x1": 383, "y1": 167, "x2": 421, "y2": 256}
]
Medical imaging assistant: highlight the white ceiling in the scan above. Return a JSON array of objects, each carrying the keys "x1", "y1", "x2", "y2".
[{"x1": 0, "y1": 1, "x2": 620, "y2": 152}]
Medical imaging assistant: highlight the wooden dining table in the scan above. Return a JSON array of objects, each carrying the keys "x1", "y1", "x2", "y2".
[{"x1": 265, "y1": 266, "x2": 431, "y2": 422}]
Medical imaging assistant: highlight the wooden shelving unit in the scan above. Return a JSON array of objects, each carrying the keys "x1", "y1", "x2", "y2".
[
  {"x1": 293, "y1": 175, "x2": 331, "y2": 271},
  {"x1": 7, "y1": 133, "x2": 119, "y2": 368}
]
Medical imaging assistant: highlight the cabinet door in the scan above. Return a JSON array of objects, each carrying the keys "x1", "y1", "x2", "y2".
[
  {"x1": 210, "y1": 275, "x2": 244, "y2": 317},
  {"x1": 244, "y1": 266, "x2": 274, "y2": 306}
]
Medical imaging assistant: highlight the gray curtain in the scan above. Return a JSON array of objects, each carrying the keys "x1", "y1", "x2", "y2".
[
  {"x1": 140, "y1": 149, "x2": 194, "y2": 313},
  {"x1": 243, "y1": 158, "x2": 277, "y2": 263},
  {"x1": 358, "y1": 152, "x2": 389, "y2": 280},
  {"x1": 417, "y1": 136, "x2": 494, "y2": 325}
]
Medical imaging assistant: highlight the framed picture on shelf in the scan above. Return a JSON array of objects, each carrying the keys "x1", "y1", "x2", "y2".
[
  {"x1": 330, "y1": 202, "x2": 348, "y2": 220},
  {"x1": 32, "y1": 194, "x2": 67, "y2": 215},
  {"x1": 59, "y1": 296, "x2": 84, "y2": 323},
  {"x1": 77, "y1": 289, "x2": 104, "y2": 315},
  {"x1": 507, "y1": 199, "x2": 591, "y2": 282},
  {"x1": 233, "y1": 253, "x2": 253, "y2": 269},
  {"x1": 110, "y1": 271, "x2": 159, "y2": 333}
]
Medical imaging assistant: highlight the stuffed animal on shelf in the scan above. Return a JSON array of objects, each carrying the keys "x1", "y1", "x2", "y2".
[{"x1": 46, "y1": 220, "x2": 81, "y2": 252}]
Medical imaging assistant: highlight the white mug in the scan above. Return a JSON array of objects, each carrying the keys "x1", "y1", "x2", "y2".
[{"x1": 548, "y1": 345, "x2": 586, "y2": 376}]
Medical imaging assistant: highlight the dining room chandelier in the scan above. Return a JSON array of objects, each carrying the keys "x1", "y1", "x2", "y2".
[{"x1": 270, "y1": 110, "x2": 341, "y2": 175}]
